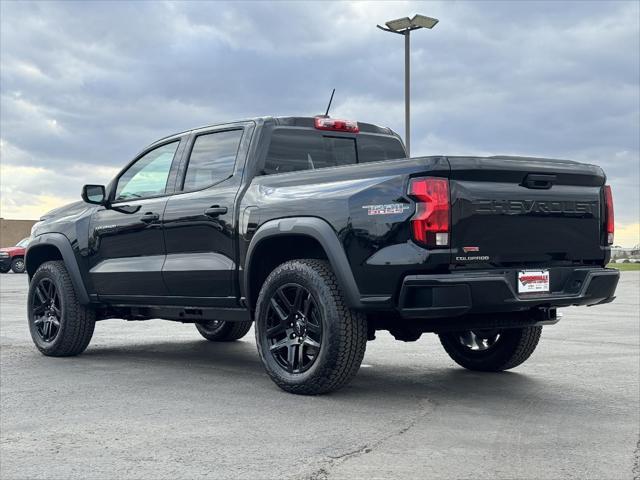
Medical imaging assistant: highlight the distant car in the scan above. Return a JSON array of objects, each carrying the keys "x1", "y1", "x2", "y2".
[{"x1": 0, "y1": 237, "x2": 29, "y2": 273}]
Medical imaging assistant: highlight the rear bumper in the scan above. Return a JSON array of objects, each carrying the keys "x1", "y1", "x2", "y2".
[{"x1": 398, "y1": 267, "x2": 619, "y2": 319}]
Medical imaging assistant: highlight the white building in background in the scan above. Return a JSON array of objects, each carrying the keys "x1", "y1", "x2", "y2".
[{"x1": 611, "y1": 244, "x2": 640, "y2": 260}]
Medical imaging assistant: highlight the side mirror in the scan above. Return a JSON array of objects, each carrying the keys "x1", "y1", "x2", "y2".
[{"x1": 81, "y1": 184, "x2": 107, "y2": 205}]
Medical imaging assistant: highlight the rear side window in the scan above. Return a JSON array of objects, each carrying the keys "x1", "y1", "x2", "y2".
[
  {"x1": 358, "y1": 134, "x2": 407, "y2": 163},
  {"x1": 183, "y1": 129, "x2": 243, "y2": 190},
  {"x1": 262, "y1": 129, "x2": 405, "y2": 175}
]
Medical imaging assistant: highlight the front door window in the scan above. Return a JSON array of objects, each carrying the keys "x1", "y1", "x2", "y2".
[{"x1": 115, "y1": 141, "x2": 179, "y2": 201}]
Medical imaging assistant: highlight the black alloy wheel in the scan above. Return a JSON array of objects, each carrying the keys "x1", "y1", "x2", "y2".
[
  {"x1": 195, "y1": 319, "x2": 253, "y2": 342},
  {"x1": 457, "y1": 329, "x2": 501, "y2": 351},
  {"x1": 198, "y1": 320, "x2": 225, "y2": 336},
  {"x1": 265, "y1": 283, "x2": 322, "y2": 374},
  {"x1": 28, "y1": 260, "x2": 95, "y2": 356},
  {"x1": 31, "y1": 278, "x2": 62, "y2": 343},
  {"x1": 439, "y1": 326, "x2": 542, "y2": 372},
  {"x1": 255, "y1": 259, "x2": 367, "y2": 395}
]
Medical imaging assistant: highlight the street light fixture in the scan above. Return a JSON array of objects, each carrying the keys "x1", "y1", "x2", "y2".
[
  {"x1": 378, "y1": 14, "x2": 439, "y2": 156},
  {"x1": 385, "y1": 17, "x2": 413, "y2": 32}
]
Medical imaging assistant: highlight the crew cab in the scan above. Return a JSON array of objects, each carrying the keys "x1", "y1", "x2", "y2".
[
  {"x1": 25, "y1": 116, "x2": 619, "y2": 394},
  {"x1": 1, "y1": 237, "x2": 29, "y2": 273}
]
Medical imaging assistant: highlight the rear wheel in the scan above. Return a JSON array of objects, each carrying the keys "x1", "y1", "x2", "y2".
[
  {"x1": 11, "y1": 257, "x2": 25, "y2": 273},
  {"x1": 439, "y1": 326, "x2": 542, "y2": 372},
  {"x1": 28, "y1": 261, "x2": 95, "y2": 356},
  {"x1": 195, "y1": 320, "x2": 252, "y2": 342},
  {"x1": 0, "y1": 264, "x2": 10, "y2": 273},
  {"x1": 255, "y1": 259, "x2": 367, "y2": 395}
]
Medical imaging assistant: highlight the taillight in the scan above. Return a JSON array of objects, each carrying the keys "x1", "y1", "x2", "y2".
[
  {"x1": 604, "y1": 185, "x2": 614, "y2": 245},
  {"x1": 314, "y1": 117, "x2": 359, "y2": 133},
  {"x1": 408, "y1": 177, "x2": 450, "y2": 247}
]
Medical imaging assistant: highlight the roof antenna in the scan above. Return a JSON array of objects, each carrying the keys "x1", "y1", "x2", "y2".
[{"x1": 323, "y1": 88, "x2": 335, "y2": 118}]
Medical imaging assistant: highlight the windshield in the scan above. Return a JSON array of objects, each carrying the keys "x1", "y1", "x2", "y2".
[{"x1": 16, "y1": 238, "x2": 29, "y2": 248}]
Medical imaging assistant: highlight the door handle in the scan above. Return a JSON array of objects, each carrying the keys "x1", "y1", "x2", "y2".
[
  {"x1": 522, "y1": 174, "x2": 556, "y2": 190},
  {"x1": 204, "y1": 206, "x2": 228, "y2": 217},
  {"x1": 140, "y1": 212, "x2": 160, "y2": 223}
]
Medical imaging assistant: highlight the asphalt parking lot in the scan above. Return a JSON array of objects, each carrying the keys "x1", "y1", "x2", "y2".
[{"x1": 1, "y1": 272, "x2": 638, "y2": 480}]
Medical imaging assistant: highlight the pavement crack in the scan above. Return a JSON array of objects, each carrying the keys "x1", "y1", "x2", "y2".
[
  {"x1": 304, "y1": 398, "x2": 434, "y2": 480},
  {"x1": 327, "y1": 445, "x2": 372, "y2": 460}
]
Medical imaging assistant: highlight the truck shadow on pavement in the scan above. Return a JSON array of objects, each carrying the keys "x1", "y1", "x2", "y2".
[
  {"x1": 76, "y1": 337, "x2": 569, "y2": 407},
  {"x1": 84, "y1": 338, "x2": 263, "y2": 369}
]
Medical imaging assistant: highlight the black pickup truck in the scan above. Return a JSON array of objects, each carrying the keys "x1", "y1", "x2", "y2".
[{"x1": 26, "y1": 116, "x2": 619, "y2": 394}]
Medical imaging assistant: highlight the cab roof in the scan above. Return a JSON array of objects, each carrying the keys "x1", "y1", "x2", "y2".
[{"x1": 149, "y1": 116, "x2": 399, "y2": 148}]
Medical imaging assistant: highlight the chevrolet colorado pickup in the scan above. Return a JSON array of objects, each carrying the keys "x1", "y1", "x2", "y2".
[{"x1": 26, "y1": 116, "x2": 619, "y2": 394}]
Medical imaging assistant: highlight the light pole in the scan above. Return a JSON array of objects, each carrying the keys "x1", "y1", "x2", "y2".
[{"x1": 377, "y1": 14, "x2": 439, "y2": 156}]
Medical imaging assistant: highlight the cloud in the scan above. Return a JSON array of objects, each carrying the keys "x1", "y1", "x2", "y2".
[
  {"x1": 615, "y1": 223, "x2": 640, "y2": 248},
  {"x1": 0, "y1": 139, "x2": 118, "y2": 217},
  {"x1": 0, "y1": 0, "x2": 638, "y2": 241}
]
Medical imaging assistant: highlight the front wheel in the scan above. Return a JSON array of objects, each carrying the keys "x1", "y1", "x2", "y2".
[
  {"x1": 439, "y1": 326, "x2": 542, "y2": 372},
  {"x1": 28, "y1": 261, "x2": 95, "y2": 356},
  {"x1": 255, "y1": 259, "x2": 367, "y2": 395}
]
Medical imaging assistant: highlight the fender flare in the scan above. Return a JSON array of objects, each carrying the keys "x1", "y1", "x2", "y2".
[
  {"x1": 243, "y1": 217, "x2": 363, "y2": 309},
  {"x1": 26, "y1": 233, "x2": 90, "y2": 305}
]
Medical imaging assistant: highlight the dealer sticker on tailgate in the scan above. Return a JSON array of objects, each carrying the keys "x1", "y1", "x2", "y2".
[{"x1": 517, "y1": 270, "x2": 550, "y2": 294}]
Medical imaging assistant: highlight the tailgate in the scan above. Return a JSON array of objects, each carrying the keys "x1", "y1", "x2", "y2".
[{"x1": 448, "y1": 156, "x2": 606, "y2": 268}]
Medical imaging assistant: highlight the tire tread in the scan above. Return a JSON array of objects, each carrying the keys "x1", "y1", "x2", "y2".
[
  {"x1": 255, "y1": 259, "x2": 367, "y2": 395},
  {"x1": 196, "y1": 320, "x2": 252, "y2": 342},
  {"x1": 29, "y1": 261, "x2": 95, "y2": 357},
  {"x1": 439, "y1": 326, "x2": 542, "y2": 372}
]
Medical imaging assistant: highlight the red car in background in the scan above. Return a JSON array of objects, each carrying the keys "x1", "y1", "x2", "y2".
[{"x1": 0, "y1": 237, "x2": 29, "y2": 273}]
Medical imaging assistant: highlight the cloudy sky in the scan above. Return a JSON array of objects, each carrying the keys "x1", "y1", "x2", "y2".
[{"x1": 1, "y1": 0, "x2": 638, "y2": 246}]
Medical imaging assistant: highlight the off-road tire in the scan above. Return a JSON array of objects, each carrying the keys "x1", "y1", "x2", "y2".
[
  {"x1": 439, "y1": 326, "x2": 542, "y2": 372},
  {"x1": 0, "y1": 264, "x2": 10, "y2": 273},
  {"x1": 10, "y1": 257, "x2": 25, "y2": 273},
  {"x1": 28, "y1": 261, "x2": 95, "y2": 356},
  {"x1": 195, "y1": 320, "x2": 252, "y2": 342},
  {"x1": 255, "y1": 259, "x2": 367, "y2": 395}
]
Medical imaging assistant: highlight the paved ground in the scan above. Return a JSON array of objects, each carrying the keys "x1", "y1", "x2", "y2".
[{"x1": 1, "y1": 272, "x2": 638, "y2": 480}]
